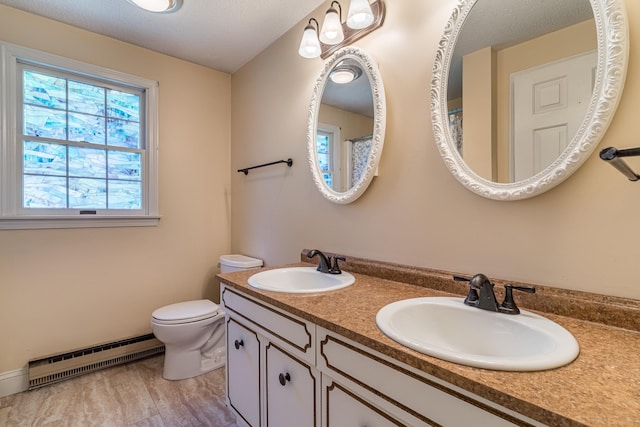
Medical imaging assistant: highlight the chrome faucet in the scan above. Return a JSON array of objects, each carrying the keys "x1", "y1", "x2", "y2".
[
  {"x1": 307, "y1": 249, "x2": 345, "y2": 274},
  {"x1": 454, "y1": 274, "x2": 535, "y2": 315}
]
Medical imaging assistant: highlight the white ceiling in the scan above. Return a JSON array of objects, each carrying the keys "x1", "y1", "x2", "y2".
[{"x1": 0, "y1": 0, "x2": 326, "y2": 73}]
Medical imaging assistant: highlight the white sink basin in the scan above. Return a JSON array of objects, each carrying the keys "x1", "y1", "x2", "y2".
[
  {"x1": 376, "y1": 297, "x2": 579, "y2": 371},
  {"x1": 248, "y1": 267, "x2": 355, "y2": 293}
]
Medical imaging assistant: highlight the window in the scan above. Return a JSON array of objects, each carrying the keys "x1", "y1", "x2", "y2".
[
  {"x1": 0, "y1": 42, "x2": 159, "y2": 229},
  {"x1": 316, "y1": 123, "x2": 341, "y2": 190}
]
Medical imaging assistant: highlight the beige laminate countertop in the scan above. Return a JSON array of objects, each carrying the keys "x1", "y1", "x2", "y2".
[{"x1": 217, "y1": 263, "x2": 640, "y2": 427}]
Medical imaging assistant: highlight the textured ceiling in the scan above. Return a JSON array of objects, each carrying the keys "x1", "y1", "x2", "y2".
[{"x1": 0, "y1": 0, "x2": 326, "y2": 73}]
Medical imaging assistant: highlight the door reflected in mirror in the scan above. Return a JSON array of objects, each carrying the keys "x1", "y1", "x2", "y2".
[
  {"x1": 448, "y1": 0, "x2": 595, "y2": 183},
  {"x1": 308, "y1": 47, "x2": 386, "y2": 204}
]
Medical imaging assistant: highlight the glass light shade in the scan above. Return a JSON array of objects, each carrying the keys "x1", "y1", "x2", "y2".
[
  {"x1": 127, "y1": 0, "x2": 181, "y2": 13},
  {"x1": 298, "y1": 26, "x2": 322, "y2": 59},
  {"x1": 329, "y1": 64, "x2": 362, "y2": 84},
  {"x1": 329, "y1": 70, "x2": 356, "y2": 84},
  {"x1": 347, "y1": 0, "x2": 374, "y2": 29},
  {"x1": 319, "y1": 8, "x2": 345, "y2": 45}
]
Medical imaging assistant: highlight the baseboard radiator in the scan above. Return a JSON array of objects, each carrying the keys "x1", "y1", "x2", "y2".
[{"x1": 28, "y1": 333, "x2": 164, "y2": 390}]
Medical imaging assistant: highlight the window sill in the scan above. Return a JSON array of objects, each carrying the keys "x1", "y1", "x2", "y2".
[{"x1": 0, "y1": 215, "x2": 161, "y2": 230}]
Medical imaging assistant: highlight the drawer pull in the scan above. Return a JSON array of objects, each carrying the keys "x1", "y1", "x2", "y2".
[
  {"x1": 234, "y1": 339, "x2": 244, "y2": 350},
  {"x1": 278, "y1": 372, "x2": 291, "y2": 386}
]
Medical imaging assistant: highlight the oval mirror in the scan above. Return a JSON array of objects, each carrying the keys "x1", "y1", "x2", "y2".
[
  {"x1": 307, "y1": 46, "x2": 386, "y2": 204},
  {"x1": 431, "y1": 0, "x2": 628, "y2": 200}
]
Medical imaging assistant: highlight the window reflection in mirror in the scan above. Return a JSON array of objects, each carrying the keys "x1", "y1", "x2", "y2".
[
  {"x1": 308, "y1": 47, "x2": 386, "y2": 204},
  {"x1": 317, "y1": 61, "x2": 374, "y2": 193}
]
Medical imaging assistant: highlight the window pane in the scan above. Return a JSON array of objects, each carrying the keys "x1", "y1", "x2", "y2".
[
  {"x1": 317, "y1": 134, "x2": 330, "y2": 154},
  {"x1": 69, "y1": 178, "x2": 106, "y2": 208},
  {"x1": 317, "y1": 153, "x2": 330, "y2": 172},
  {"x1": 68, "y1": 146, "x2": 106, "y2": 178},
  {"x1": 23, "y1": 70, "x2": 66, "y2": 109},
  {"x1": 68, "y1": 112, "x2": 106, "y2": 144},
  {"x1": 24, "y1": 175, "x2": 67, "y2": 208},
  {"x1": 68, "y1": 80, "x2": 105, "y2": 115},
  {"x1": 24, "y1": 105, "x2": 67, "y2": 139},
  {"x1": 108, "y1": 90, "x2": 140, "y2": 121},
  {"x1": 108, "y1": 150, "x2": 141, "y2": 179},
  {"x1": 23, "y1": 141, "x2": 67, "y2": 176},
  {"x1": 107, "y1": 119, "x2": 140, "y2": 148},
  {"x1": 322, "y1": 173, "x2": 333, "y2": 188},
  {"x1": 108, "y1": 180, "x2": 142, "y2": 209}
]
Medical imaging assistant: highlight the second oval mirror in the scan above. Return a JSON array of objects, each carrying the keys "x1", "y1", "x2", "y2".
[
  {"x1": 431, "y1": 0, "x2": 628, "y2": 200},
  {"x1": 307, "y1": 47, "x2": 386, "y2": 204}
]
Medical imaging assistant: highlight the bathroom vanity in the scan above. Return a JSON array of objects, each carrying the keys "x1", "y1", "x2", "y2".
[{"x1": 218, "y1": 253, "x2": 640, "y2": 426}]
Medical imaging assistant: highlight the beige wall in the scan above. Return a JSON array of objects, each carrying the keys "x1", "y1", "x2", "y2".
[
  {"x1": 462, "y1": 46, "x2": 496, "y2": 181},
  {"x1": 0, "y1": 6, "x2": 231, "y2": 372},
  {"x1": 231, "y1": 0, "x2": 640, "y2": 303},
  {"x1": 319, "y1": 104, "x2": 374, "y2": 142}
]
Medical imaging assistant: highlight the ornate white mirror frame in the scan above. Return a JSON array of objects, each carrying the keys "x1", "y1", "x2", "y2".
[
  {"x1": 430, "y1": 0, "x2": 629, "y2": 200},
  {"x1": 307, "y1": 46, "x2": 386, "y2": 204}
]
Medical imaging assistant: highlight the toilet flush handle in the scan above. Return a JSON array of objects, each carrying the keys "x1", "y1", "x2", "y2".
[{"x1": 234, "y1": 339, "x2": 244, "y2": 350}]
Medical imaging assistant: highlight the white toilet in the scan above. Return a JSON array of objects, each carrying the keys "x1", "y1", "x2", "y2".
[{"x1": 151, "y1": 254, "x2": 262, "y2": 380}]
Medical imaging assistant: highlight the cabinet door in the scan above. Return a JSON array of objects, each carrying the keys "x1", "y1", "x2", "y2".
[
  {"x1": 323, "y1": 377, "x2": 404, "y2": 427},
  {"x1": 266, "y1": 343, "x2": 319, "y2": 427},
  {"x1": 227, "y1": 318, "x2": 261, "y2": 427}
]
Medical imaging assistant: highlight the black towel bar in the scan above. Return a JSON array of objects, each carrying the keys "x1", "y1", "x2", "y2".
[
  {"x1": 600, "y1": 147, "x2": 640, "y2": 181},
  {"x1": 237, "y1": 158, "x2": 293, "y2": 175}
]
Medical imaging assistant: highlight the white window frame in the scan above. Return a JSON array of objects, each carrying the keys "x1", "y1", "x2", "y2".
[
  {"x1": 0, "y1": 42, "x2": 159, "y2": 229},
  {"x1": 317, "y1": 122, "x2": 342, "y2": 191}
]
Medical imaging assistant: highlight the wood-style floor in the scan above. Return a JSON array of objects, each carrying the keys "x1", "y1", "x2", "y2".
[{"x1": 0, "y1": 355, "x2": 238, "y2": 426}]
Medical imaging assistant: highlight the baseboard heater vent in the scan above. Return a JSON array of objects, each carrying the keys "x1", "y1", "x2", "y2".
[{"x1": 28, "y1": 333, "x2": 164, "y2": 390}]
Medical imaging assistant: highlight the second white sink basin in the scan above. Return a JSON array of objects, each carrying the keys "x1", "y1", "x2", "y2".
[
  {"x1": 248, "y1": 267, "x2": 355, "y2": 293},
  {"x1": 376, "y1": 297, "x2": 579, "y2": 371}
]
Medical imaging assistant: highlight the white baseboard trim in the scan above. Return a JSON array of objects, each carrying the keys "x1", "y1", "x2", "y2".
[{"x1": 0, "y1": 368, "x2": 28, "y2": 397}]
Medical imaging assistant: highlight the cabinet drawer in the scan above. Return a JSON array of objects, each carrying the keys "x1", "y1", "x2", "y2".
[
  {"x1": 323, "y1": 375, "x2": 404, "y2": 427},
  {"x1": 318, "y1": 328, "x2": 536, "y2": 427},
  {"x1": 222, "y1": 286, "x2": 315, "y2": 363}
]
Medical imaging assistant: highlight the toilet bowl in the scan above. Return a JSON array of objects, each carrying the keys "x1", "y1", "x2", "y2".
[
  {"x1": 151, "y1": 254, "x2": 262, "y2": 380},
  {"x1": 151, "y1": 299, "x2": 226, "y2": 380}
]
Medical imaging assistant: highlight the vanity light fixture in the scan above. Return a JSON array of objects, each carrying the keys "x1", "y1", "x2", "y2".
[
  {"x1": 299, "y1": 0, "x2": 385, "y2": 60},
  {"x1": 126, "y1": 0, "x2": 182, "y2": 13},
  {"x1": 298, "y1": 18, "x2": 322, "y2": 59},
  {"x1": 347, "y1": 0, "x2": 374, "y2": 29},
  {"x1": 329, "y1": 62, "x2": 362, "y2": 84},
  {"x1": 319, "y1": 2, "x2": 345, "y2": 45}
]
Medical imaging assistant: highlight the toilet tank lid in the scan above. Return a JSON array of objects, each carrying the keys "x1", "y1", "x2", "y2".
[
  {"x1": 152, "y1": 300, "x2": 220, "y2": 322},
  {"x1": 220, "y1": 254, "x2": 263, "y2": 268}
]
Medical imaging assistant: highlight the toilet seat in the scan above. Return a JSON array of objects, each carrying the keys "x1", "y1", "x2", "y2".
[{"x1": 152, "y1": 300, "x2": 222, "y2": 325}]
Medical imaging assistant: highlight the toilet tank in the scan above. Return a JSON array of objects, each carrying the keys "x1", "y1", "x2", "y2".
[{"x1": 219, "y1": 254, "x2": 263, "y2": 273}]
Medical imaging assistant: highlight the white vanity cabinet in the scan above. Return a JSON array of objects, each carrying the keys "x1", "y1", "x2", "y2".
[
  {"x1": 221, "y1": 285, "x2": 320, "y2": 427},
  {"x1": 227, "y1": 318, "x2": 261, "y2": 426},
  {"x1": 222, "y1": 285, "x2": 543, "y2": 427},
  {"x1": 317, "y1": 327, "x2": 542, "y2": 427}
]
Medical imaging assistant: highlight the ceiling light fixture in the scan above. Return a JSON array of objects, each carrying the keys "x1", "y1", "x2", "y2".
[
  {"x1": 329, "y1": 62, "x2": 362, "y2": 84},
  {"x1": 299, "y1": 0, "x2": 385, "y2": 60},
  {"x1": 127, "y1": 0, "x2": 183, "y2": 13}
]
